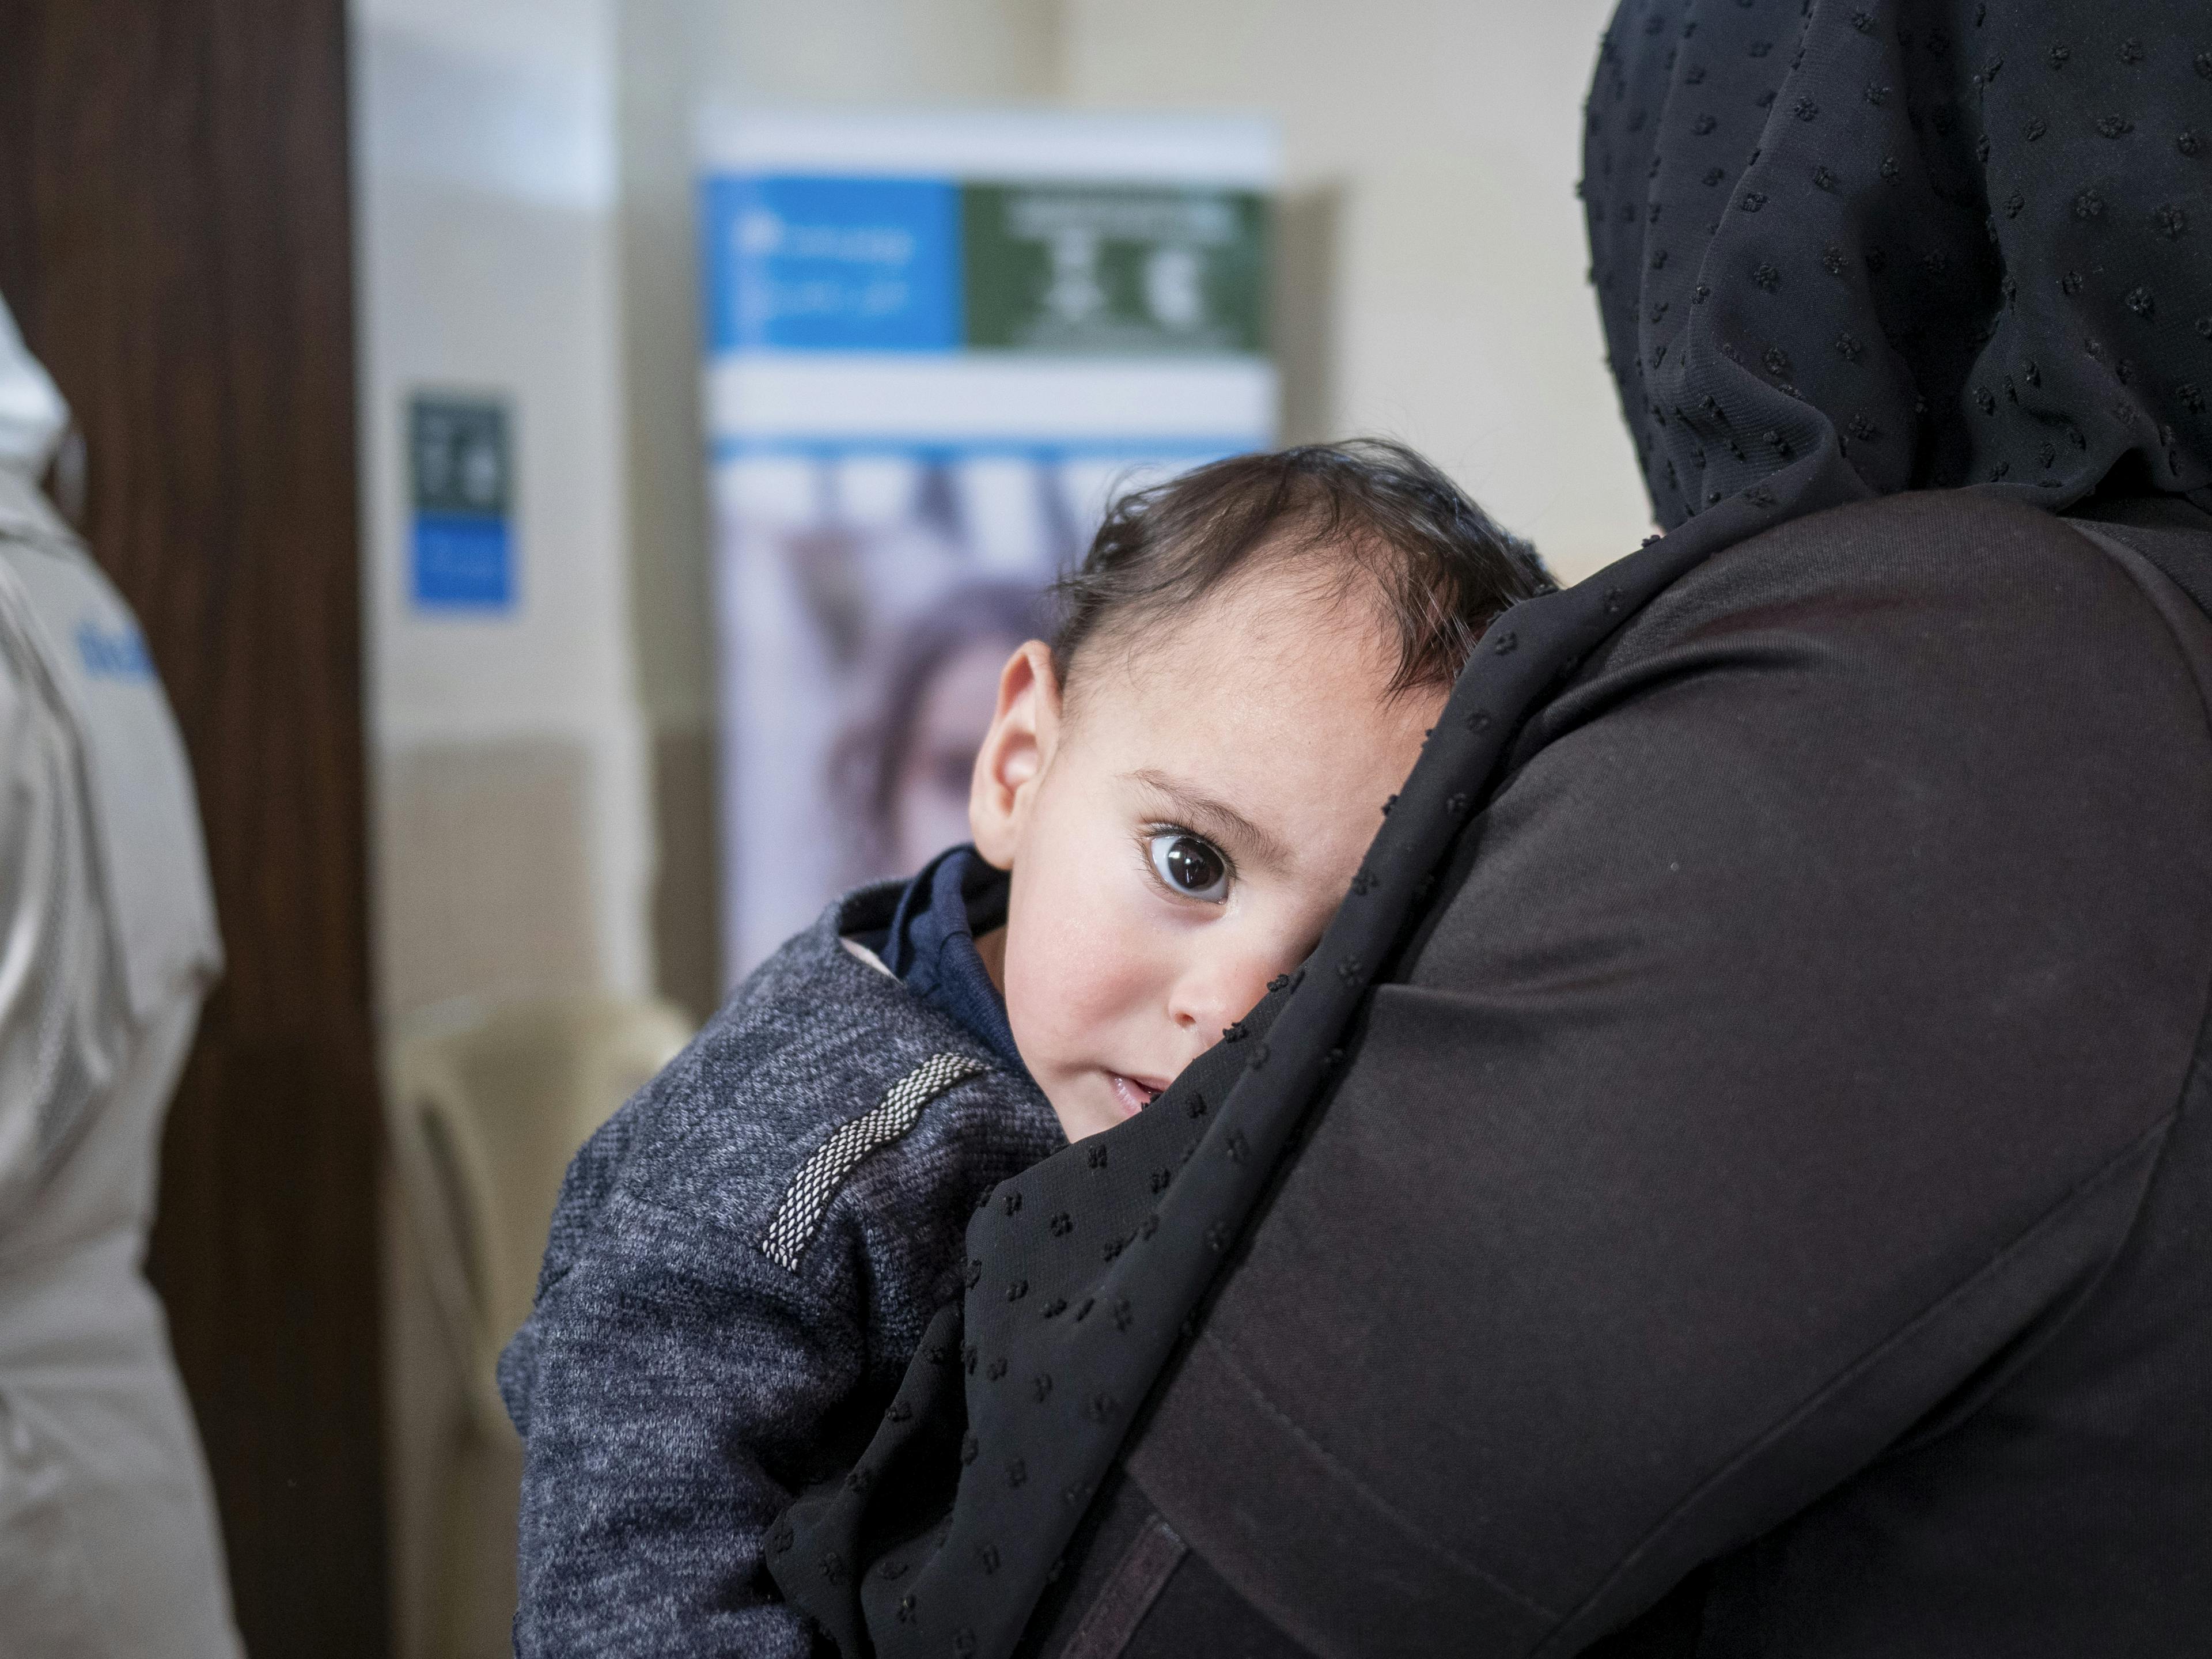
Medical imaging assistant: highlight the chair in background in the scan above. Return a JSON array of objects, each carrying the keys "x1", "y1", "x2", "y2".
[{"x1": 382, "y1": 994, "x2": 695, "y2": 1659}]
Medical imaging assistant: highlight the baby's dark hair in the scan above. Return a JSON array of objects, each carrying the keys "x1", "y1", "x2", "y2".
[{"x1": 1052, "y1": 438, "x2": 1553, "y2": 700}]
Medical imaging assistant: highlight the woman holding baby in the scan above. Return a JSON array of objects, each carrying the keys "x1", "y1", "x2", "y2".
[{"x1": 510, "y1": 0, "x2": 2212, "y2": 1653}]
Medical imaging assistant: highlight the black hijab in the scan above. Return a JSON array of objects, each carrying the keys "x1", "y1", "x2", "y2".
[
  {"x1": 772, "y1": 5, "x2": 2212, "y2": 1654},
  {"x1": 1588, "y1": 0, "x2": 2211, "y2": 520}
]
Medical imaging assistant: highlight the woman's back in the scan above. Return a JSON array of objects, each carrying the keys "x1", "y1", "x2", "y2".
[{"x1": 1088, "y1": 487, "x2": 2212, "y2": 1654}]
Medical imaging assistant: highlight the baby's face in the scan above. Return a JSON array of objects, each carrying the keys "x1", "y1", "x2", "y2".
[{"x1": 969, "y1": 573, "x2": 1446, "y2": 1142}]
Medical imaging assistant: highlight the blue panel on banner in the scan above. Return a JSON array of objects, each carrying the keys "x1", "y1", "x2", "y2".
[
  {"x1": 701, "y1": 175, "x2": 960, "y2": 354},
  {"x1": 412, "y1": 512, "x2": 513, "y2": 609}
]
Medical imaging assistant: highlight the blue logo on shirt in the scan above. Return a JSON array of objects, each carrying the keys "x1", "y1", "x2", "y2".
[{"x1": 76, "y1": 619, "x2": 155, "y2": 681}]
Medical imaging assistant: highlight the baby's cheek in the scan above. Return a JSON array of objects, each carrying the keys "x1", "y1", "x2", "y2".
[{"x1": 1006, "y1": 897, "x2": 1150, "y2": 1069}]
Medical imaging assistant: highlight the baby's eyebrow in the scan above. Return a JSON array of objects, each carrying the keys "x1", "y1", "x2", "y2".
[{"x1": 1126, "y1": 767, "x2": 1294, "y2": 870}]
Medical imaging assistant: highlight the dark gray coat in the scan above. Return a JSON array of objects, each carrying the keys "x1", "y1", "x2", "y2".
[{"x1": 498, "y1": 884, "x2": 1062, "y2": 1657}]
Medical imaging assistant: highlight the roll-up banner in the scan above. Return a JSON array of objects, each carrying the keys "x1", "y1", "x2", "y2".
[{"x1": 699, "y1": 110, "x2": 1278, "y2": 982}]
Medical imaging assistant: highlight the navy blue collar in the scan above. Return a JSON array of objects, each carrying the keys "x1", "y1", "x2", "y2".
[{"x1": 870, "y1": 844, "x2": 1027, "y2": 1078}]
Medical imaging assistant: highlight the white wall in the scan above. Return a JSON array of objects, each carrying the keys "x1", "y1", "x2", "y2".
[
  {"x1": 354, "y1": 9, "x2": 652, "y2": 1652},
  {"x1": 360, "y1": 0, "x2": 1657, "y2": 1028},
  {"x1": 355, "y1": 0, "x2": 1070, "y2": 1028},
  {"x1": 606, "y1": 0, "x2": 1652, "y2": 1011},
  {"x1": 618, "y1": 0, "x2": 1064, "y2": 743},
  {"x1": 357, "y1": 0, "x2": 650, "y2": 1021},
  {"x1": 1061, "y1": 0, "x2": 1651, "y2": 581},
  {"x1": 362, "y1": 7, "x2": 1654, "y2": 1645},
  {"x1": 613, "y1": 0, "x2": 1065, "y2": 1012}
]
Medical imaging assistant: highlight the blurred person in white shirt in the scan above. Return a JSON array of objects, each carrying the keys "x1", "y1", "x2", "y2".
[{"x1": 0, "y1": 291, "x2": 240, "y2": 1658}]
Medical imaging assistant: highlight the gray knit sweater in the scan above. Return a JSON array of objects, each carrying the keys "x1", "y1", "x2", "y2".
[{"x1": 498, "y1": 883, "x2": 1063, "y2": 1656}]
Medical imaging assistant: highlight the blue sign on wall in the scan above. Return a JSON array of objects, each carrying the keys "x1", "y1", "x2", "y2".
[
  {"x1": 410, "y1": 395, "x2": 515, "y2": 611},
  {"x1": 700, "y1": 174, "x2": 961, "y2": 354},
  {"x1": 412, "y1": 513, "x2": 512, "y2": 608}
]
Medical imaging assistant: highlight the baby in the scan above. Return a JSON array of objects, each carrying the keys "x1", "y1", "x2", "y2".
[{"x1": 498, "y1": 439, "x2": 1551, "y2": 1656}]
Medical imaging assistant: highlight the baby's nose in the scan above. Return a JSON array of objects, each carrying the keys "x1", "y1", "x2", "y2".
[{"x1": 1166, "y1": 953, "x2": 1277, "y2": 1047}]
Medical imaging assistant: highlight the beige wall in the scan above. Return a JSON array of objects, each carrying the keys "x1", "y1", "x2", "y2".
[
  {"x1": 365, "y1": 0, "x2": 1653, "y2": 1048},
  {"x1": 1061, "y1": 0, "x2": 1649, "y2": 583},
  {"x1": 614, "y1": 0, "x2": 1065, "y2": 1015},
  {"x1": 357, "y1": 0, "x2": 650, "y2": 1028},
  {"x1": 363, "y1": 6, "x2": 1649, "y2": 1649},
  {"x1": 619, "y1": 0, "x2": 1653, "y2": 1010},
  {"x1": 354, "y1": 6, "x2": 647, "y2": 1653}
]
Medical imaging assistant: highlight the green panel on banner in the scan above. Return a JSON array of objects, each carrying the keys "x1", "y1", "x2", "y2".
[{"x1": 962, "y1": 183, "x2": 1267, "y2": 356}]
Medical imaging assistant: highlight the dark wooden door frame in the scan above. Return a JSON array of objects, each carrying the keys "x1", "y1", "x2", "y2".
[{"x1": 0, "y1": 2, "x2": 388, "y2": 1650}]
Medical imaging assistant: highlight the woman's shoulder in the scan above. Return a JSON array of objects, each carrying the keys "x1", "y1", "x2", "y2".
[
  {"x1": 1663, "y1": 486, "x2": 2212, "y2": 642},
  {"x1": 1536, "y1": 488, "x2": 2212, "y2": 763}
]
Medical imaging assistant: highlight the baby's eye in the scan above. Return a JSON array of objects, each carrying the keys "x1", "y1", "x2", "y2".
[{"x1": 1147, "y1": 831, "x2": 1230, "y2": 902}]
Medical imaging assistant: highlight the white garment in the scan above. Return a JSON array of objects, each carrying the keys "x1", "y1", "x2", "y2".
[
  {"x1": 0, "y1": 297, "x2": 66, "y2": 478},
  {"x1": 0, "y1": 296, "x2": 239, "y2": 1656}
]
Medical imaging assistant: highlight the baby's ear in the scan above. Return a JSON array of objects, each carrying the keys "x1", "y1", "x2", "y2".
[{"x1": 969, "y1": 640, "x2": 1059, "y2": 868}]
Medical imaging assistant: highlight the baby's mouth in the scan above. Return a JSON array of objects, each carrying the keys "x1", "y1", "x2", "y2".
[{"x1": 1107, "y1": 1073, "x2": 1164, "y2": 1119}]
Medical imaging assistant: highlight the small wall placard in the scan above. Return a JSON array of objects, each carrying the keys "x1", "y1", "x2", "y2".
[{"x1": 410, "y1": 394, "x2": 514, "y2": 610}]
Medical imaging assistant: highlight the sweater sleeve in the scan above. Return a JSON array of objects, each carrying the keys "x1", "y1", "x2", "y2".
[
  {"x1": 499, "y1": 1114, "x2": 853, "y2": 1659},
  {"x1": 498, "y1": 959, "x2": 1060, "y2": 1659}
]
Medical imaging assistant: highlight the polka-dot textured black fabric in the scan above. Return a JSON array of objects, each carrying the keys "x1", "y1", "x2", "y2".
[
  {"x1": 768, "y1": 5, "x2": 2212, "y2": 1654},
  {"x1": 767, "y1": 487, "x2": 1849, "y2": 1658},
  {"x1": 1586, "y1": 0, "x2": 2212, "y2": 517}
]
